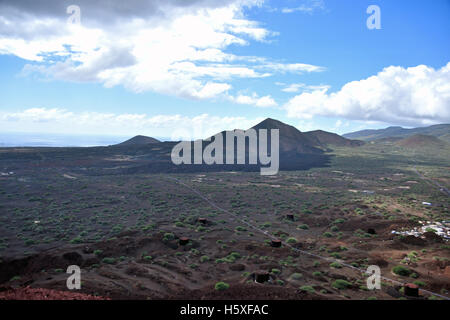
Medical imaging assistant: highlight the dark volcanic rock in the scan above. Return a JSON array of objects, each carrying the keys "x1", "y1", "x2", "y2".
[
  {"x1": 399, "y1": 235, "x2": 427, "y2": 246},
  {"x1": 229, "y1": 264, "x2": 246, "y2": 271},
  {"x1": 423, "y1": 231, "x2": 444, "y2": 243},
  {"x1": 62, "y1": 252, "x2": 83, "y2": 265}
]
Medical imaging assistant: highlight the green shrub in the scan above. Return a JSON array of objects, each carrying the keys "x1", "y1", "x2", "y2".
[
  {"x1": 297, "y1": 224, "x2": 309, "y2": 230},
  {"x1": 69, "y1": 237, "x2": 83, "y2": 244},
  {"x1": 299, "y1": 285, "x2": 315, "y2": 293},
  {"x1": 218, "y1": 252, "x2": 242, "y2": 263},
  {"x1": 286, "y1": 237, "x2": 297, "y2": 244},
  {"x1": 271, "y1": 268, "x2": 281, "y2": 275},
  {"x1": 414, "y1": 280, "x2": 426, "y2": 287},
  {"x1": 163, "y1": 233, "x2": 175, "y2": 241},
  {"x1": 359, "y1": 285, "x2": 369, "y2": 291},
  {"x1": 200, "y1": 255, "x2": 210, "y2": 263},
  {"x1": 260, "y1": 222, "x2": 272, "y2": 228},
  {"x1": 330, "y1": 262, "x2": 342, "y2": 269},
  {"x1": 392, "y1": 265, "x2": 411, "y2": 276},
  {"x1": 330, "y1": 252, "x2": 341, "y2": 259},
  {"x1": 196, "y1": 226, "x2": 207, "y2": 232},
  {"x1": 332, "y1": 279, "x2": 352, "y2": 290},
  {"x1": 291, "y1": 273, "x2": 303, "y2": 280},
  {"x1": 215, "y1": 282, "x2": 229, "y2": 291},
  {"x1": 102, "y1": 257, "x2": 116, "y2": 264},
  {"x1": 25, "y1": 239, "x2": 37, "y2": 246},
  {"x1": 229, "y1": 252, "x2": 241, "y2": 259}
]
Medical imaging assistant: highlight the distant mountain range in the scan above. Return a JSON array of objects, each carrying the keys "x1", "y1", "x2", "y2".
[
  {"x1": 119, "y1": 118, "x2": 364, "y2": 152},
  {"x1": 118, "y1": 120, "x2": 450, "y2": 157},
  {"x1": 343, "y1": 124, "x2": 450, "y2": 143},
  {"x1": 395, "y1": 134, "x2": 447, "y2": 148},
  {"x1": 116, "y1": 135, "x2": 160, "y2": 146},
  {"x1": 304, "y1": 130, "x2": 364, "y2": 148},
  {"x1": 112, "y1": 118, "x2": 367, "y2": 172}
]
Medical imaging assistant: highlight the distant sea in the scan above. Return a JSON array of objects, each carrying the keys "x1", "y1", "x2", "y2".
[{"x1": 0, "y1": 132, "x2": 131, "y2": 147}]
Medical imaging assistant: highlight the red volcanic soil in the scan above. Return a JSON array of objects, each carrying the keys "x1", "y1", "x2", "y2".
[{"x1": 0, "y1": 286, "x2": 108, "y2": 300}]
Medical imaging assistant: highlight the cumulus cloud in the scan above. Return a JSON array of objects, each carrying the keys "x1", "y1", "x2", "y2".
[
  {"x1": 281, "y1": 0, "x2": 325, "y2": 14},
  {"x1": 229, "y1": 92, "x2": 278, "y2": 107},
  {"x1": 0, "y1": 108, "x2": 264, "y2": 139},
  {"x1": 261, "y1": 63, "x2": 325, "y2": 74},
  {"x1": 0, "y1": 0, "x2": 323, "y2": 101},
  {"x1": 280, "y1": 83, "x2": 330, "y2": 93},
  {"x1": 284, "y1": 63, "x2": 450, "y2": 126},
  {"x1": 281, "y1": 83, "x2": 305, "y2": 93}
]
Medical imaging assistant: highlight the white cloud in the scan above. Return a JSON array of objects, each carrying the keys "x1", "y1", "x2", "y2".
[
  {"x1": 0, "y1": 108, "x2": 265, "y2": 139},
  {"x1": 3, "y1": 108, "x2": 74, "y2": 122},
  {"x1": 281, "y1": 83, "x2": 305, "y2": 93},
  {"x1": 284, "y1": 63, "x2": 450, "y2": 126},
  {"x1": 281, "y1": 0, "x2": 325, "y2": 14},
  {"x1": 0, "y1": 0, "x2": 324, "y2": 101},
  {"x1": 296, "y1": 119, "x2": 321, "y2": 132},
  {"x1": 281, "y1": 83, "x2": 329, "y2": 93},
  {"x1": 262, "y1": 63, "x2": 325, "y2": 74},
  {"x1": 229, "y1": 92, "x2": 278, "y2": 107}
]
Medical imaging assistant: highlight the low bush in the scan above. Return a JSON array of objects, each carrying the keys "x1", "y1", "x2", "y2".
[
  {"x1": 102, "y1": 257, "x2": 116, "y2": 264},
  {"x1": 332, "y1": 279, "x2": 352, "y2": 290},
  {"x1": 330, "y1": 262, "x2": 342, "y2": 269},
  {"x1": 215, "y1": 282, "x2": 229, "y2": 291},
  {"x1": 299, "y1": 285, "x2": 315, "y2": 293},
  {"x1": 392, "y1": 266, "x2": 411, "y2": 276}
]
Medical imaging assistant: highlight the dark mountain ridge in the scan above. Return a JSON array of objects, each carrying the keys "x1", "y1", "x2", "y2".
[
  {"x1": 304, "y1": 130, "x2": 364, "y2": 147},
  {"x1": 343, "y1": 124, "x2": 450, "y2": 142},
  {"x1": 116, "y1": 135, "x2": 160, "y2": 146}
]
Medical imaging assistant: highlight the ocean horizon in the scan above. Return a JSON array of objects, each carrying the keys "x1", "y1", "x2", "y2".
[{"x1": 0, "y1": 132, "x2": 169, "y2": 147}]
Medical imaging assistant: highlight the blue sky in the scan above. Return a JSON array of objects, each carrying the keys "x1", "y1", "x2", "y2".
[{"x1": 0, "y1": 0, "x2": 449, "y2": 140}]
